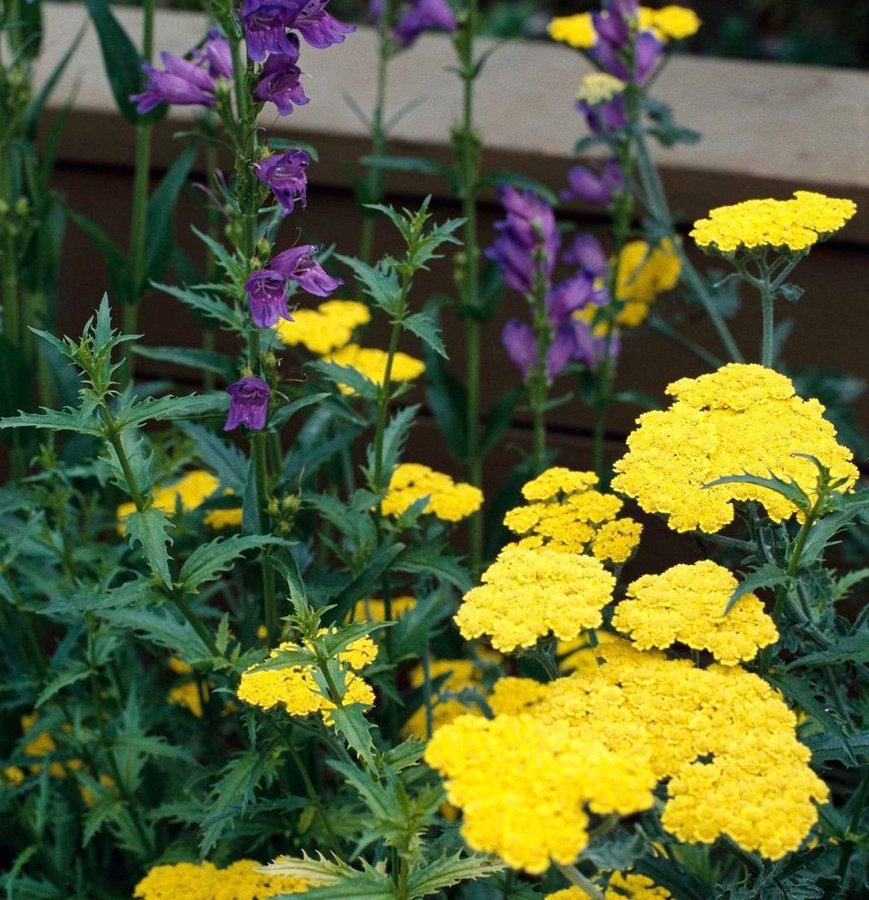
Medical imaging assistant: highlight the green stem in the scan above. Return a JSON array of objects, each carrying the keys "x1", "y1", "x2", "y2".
[
  {"x1": 837, "y1": 768, "x2": 869, "y2": 880},
  {"x1": 372, "y1": 316, "x2": 404, "y2": 490},
  {"x1": 121, "y1": 0, "x2": 156, "y2": 388},
  {"x1": 554, "y1": 863, "x2": 604, "y2": 900},
  {"x1": 760, "y1": 281, "x2": 775, "y2": 368},
  {"x1": 632, "y1": 125, "x2": 743, "y2": 364},
  {"x1": 456, "y1": 1, "x2": 483, "y2": 569},
  {"x1": 397, "y1": 855, "x2": 409, "y2": 900},
  {"x1": 287, "y1": 740, "x2": 342, "y2": 853},
  {"x1": 359, "y1": 0, "x2": 393, "y2": 266}
]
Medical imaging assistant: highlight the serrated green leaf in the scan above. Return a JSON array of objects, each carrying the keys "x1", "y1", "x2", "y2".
[
  {"x1": 805, "y1": 730, "x2": 869, "y2": 766},
  {"x1": 786, "y1": 634, "x2": 869, "y2": 669},
  {"x1": 132, "y1": 345, "x2": 236, "y2": 382},
  {"x1": 408, "y1": 852, "x2": 504, "y2": 898},
  {"x1": 393, "y1": 544, "x2": 472, "y2": 592},
  {"x1": 0, "y1": 406, "x2": 101, "y2": 435},
  {"x1": 35, "y1": 664, "x2": 90, "y2": 708},
  {"x1": 83, "y1": 797, "x2": 125, "y2": 847},
  {"x1": 328, "y1": 705, "x2": 377, "y2": 768},
  {"x1": 125, "y1": 508, "x2": 173, "y2": 587},
  {"x1": 152, "y1": 281, "x2": 243, "y2": 330},
  {"x1": 327, "y1": 759, "x2": 392, "y2": 818},
  {"x1": 102, "y1": 607, "x2": 211, "y2": 660},
  {"x1": 179, "y1": 535, "x2": 289, "y2": 593},
  {"x1": 178, "y1": 421, "x2": 247, "y2": 493},
  {"x1": 116, "y1": 393, "x2": 227, "y2": 429},
  {"x1": 334, "y1": 254, "x2": 402, "y2": 317},
  {"x1": 270, "y1": 392, "x2": 333, "y2": 429},
  {"x1": 402, "y1": 312, "x2": 447, "y2": 358},
  {"x1": 832, "y1": 567, "x2": 869, "y2": 602},
  {"x1": 725, "y1": 564, "x2": 789, "y2": 614},
  {"x1": 366, "y1": 405, "x2": 417, "y2": 489},
  {"x1": 704, "y1": 471, "x2": 811, "y2": 512},
  {"x1": 313, "y1": 361, "x2": 380, "y2": 401},
  {"x1": 329, "y1": 542, "x2": 406, "y2": 621},
  {"x1": 200, "y1": 750, "x2": 271, "y2": 855}
]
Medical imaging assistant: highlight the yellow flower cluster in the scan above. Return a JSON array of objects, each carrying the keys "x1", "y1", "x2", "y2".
[
  {"x1": 424, "y1": 713, "x2": 656, "y2": 873},
  {"x1": 690, "y1": 191, "x2": 857, "y2": 254},
  {"x1": 403, "y1": 659, "x2": 486, "y2": 739},
  {"x1": 613, "y1": 561, "x2": 778, "y2": 665},
  {"x1": 504, "y1": 467, "x2": 643, "y2": 564},
  {"x1": 615, "y1": 239, "x2": 681, "y2": 326},
  {"x1": 488, "y1": 639, "x2": 828, "y2": 859},
  {"x1": 352, "y1": 595, "x2": 416, "y2": 621},
  {"x1": 133, "y1": 859, "x2": 308, "y2": 899},
  {"x1": 237, "y1": 633, "x2": 377, "y2": 723},
  {"x1": 381, "y1": 463, "x2": 483, "y2": 522},
  {"x1": 274, "y1": 299, "x2": 371, "y2": 355},
  {"x1": 18, "y1": 713, "x2": 83, "y2": 779},
  {"x1": 117, "y1": 470, "x2": 241, "y2": 533},
  {"x1": 576, "y1": 73, "x2": 626, "y2": 105},
  {"x1": 548, "y1": 871, "x2": 671, "y2": 899},
  {"x1": 549, "y1": 6, "x2": 700, "y2": 49},
  {"x1": 454, "y1": 544, "x2": 616, "y2": 651},
  {"x1": 325, "y1": 343, "x2": 426, "y2": 394},
  {"x1": 613, "y1": 364, "x2": 858, "y2": 532}
]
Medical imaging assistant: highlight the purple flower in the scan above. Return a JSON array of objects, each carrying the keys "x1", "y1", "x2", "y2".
[
  {"x1": 547, "y1": 275, "x2": 599, "y2": 327},
  {"x1": 562, "y1": 234, "x2": 609, "y2": 280},
  {"x1": 634, "y1": 31, "x2": 664, "y2": 82},
  {"x1": 579, "y1": 93, "x2": 629, "y2": 135},
  {"x1": 568, "y1": 317, "x2": 620, "y2": 369},
  {"x1": 592, "y1": 9, "x2": 630, "y2": 49},
  {"x1": 253, "y1": 149, "x2": 310, "y2": 215},
  {"x1": 225, "y1": 376, "x2": 271, "y2": 431},
  {"x1": 502, "y1": 319, "x2": 537, "y2": 381},
  {"x1": 254, "y1": 50, "x2": 310, "y2": 115},
  {"x1": 241, "y1": 0, "x2": 306, "y2": 61},
  {"x1": 194, "y1": 29, "x2": 233, "y2": 79},
  {"x1": 486, "y1": 185, "x2": 559, "y2": 296},
  {"x1": 131, "y1": 52, "x2": 217, "y2": 114},
  {"x1": 548, "y1": 324, "x2": 579, "y2": 380},
  {"x1": 245, "y1": 270, "x2": 291, "y2": 328},
  {"x1": 271, "y1": 245, "x2": 343, "y2": 296},
  {"x1": 562, "y1": 158, "x2": 624, "y2": 206},
  {"x1": 393, "y1": 0, "x2": 458, "y2": 48},
  {"x1": 294, "y1": 0, "x2": 356, "y2": 49}
]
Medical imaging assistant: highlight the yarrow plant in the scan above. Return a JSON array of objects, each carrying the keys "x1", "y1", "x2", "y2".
[{"x1": 0, "y1": 2, "x2": 866, "y2": 900}]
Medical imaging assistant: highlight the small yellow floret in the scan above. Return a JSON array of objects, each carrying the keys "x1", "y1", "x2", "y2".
[
  {"x1": 382, "y1": 463, "x2": 483, "y2": 522},
  {"x1": 576, "y1": 73, "x2": 626, "y2": 105},
  {"x1": 615, "y1": 239, "x2": 681, "y2": 326},
  {"x1": 274, "y1": 299, "x2": 371, "y2": 355}
]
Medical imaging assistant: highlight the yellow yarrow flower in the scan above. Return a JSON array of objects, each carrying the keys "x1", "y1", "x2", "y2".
[
  {"x1": 167, "y1": 681, "x2": 206, "y2": 718},
  {"x1": 576, "y1": 72, "x2": 626, "y2": 105},
  {"x1": 505, "y1": 468, "x2": 642, "y2": 564},
  {"x1": 274, "y1": 299, "x2": 371, "y2": 355},
  {"x1": 612, "y1": 363, "x2": 859, "y2": 533},
  {"x1": 547, "y1": 13, "x2": 596, "y2": 49},
  {"x1": 403, "y1": 658, "x2": 486, "y2": 739},
  {"x1": 548, "y1": 872, "x2": 671, "y2": 899},
  {"x1": 613, "y1": 561, "x2": 778, "y2": 665},
  {"x1": 488, "y1": 639, "x2": 829, "y2": 859},
  {"x1": 351, "y1": 595, "x2": 416, "y2": 622},
  {"x1": 425, "y1": 713, "x2": 656, "y2": 874},
  {"x1": 237, "y1": 634, "x2": 377, "y2": 723},
  {"x1": 454, "y1": 544, "x2": 616, "y2": 651},
  {"x1": 691, "y1": 191, "x2": 856, "y2": 255},
  {"x1": 381, "y1": 463, "x2": 483, "y2": 522},
  {"x1": 325, "y1": 344, "x2": 425, "y2": 395},
  {"x1": 615, "y1": 239, "x2": 681, "y2": 327},
  {"x1": 650, "y1": 6, "x2": 701, "y2": 41},
  {"x1": 133, "y1": 859, "x2": 309, "y2": 899}
]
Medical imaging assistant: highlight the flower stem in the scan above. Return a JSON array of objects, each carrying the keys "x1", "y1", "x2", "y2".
[
  {"x1": 554, "y1": 863, "x2": 604, "y2": 900},
  {"x1": 759, "y1": 278, "x2": 776, "y2": 368},
  {"x1": 121, "y1": 0, "x2": 155, "y2": 388}
]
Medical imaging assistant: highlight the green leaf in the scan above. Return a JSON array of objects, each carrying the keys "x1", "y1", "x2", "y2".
[
  {"x1": 142, "y1": 145, "x2": 198, "y2": 291},
  {"x1": 767, "y1": 673, "x2": 856, "y2": 767},
  {"x1": 330, "y1": 542, "x2": 406, "y2": 621},
  {"x1": 102, "y1": 607, "x2": 212, "y2": 659},
  {"x1": 0, "y1": 405, "x2": 101, "y2": 435},
  {"x1": 178, "y1": 421, "x2": 247, "y2": 493},
  {"x1": 200, "y1": 750, "x2": 271, "y2": 855},
  {"x1": 84, "y1": 0, "x2": 151, "y2": 124},
  {"x1": 313, "y1": 361, "x2": 380, "y2": 401},
  {"x1": 179, "y1": 535, "x2": 289, "y2": 593},
  {"x1": 116, "y1": 393, "x2": 227, "y2": 429},
  {"x1": 124, "y1": 508, "x2": 174, "y2": 588},
  {"x1": 725, "y1": 564, "x2": 789, "y2": 614},
  {"x1": 270, "y1": 392, "x2": 332, "y2": 430},
  {"x1": 786, "y1": 634, "x2": 869, "y2": 669},
  {"x1": 153, "y1": 281, "x2": 243, "y2": 330},
  {"x1": 393, "y1": 544, "x2": 472, "y2": 592},
  {"x1": 408, "y1": 852, "x2": 504, "y2": 899},
  {"x1": 704, "y1": 471, "x2": 812, "y2": 512},
  {"x1": 334, "y1": 255, "x2": 402, "y2": 317},
  {"x1": 806, "y1": 730, "x2": 869, "y2": 766},
  {"x1": 832, "y1": 567, "x2": 869, "y2": 603},
  {"x1": 327, "y1": 759, "x2": 392, "y2": 818},
  {"x1": 402, "y1": 312, "x2": 447, "y2": 358},
  {"x1": 366, "y1": 405, "x2": 417, "y2": 488},
  {"x1": 132, "y1": 345, "x2": 236, "y2": 382},
  {"x1": 480, "y1": 388, "x2": 522, "y2": 459},
  {"x1": 35, "y1": 664, "x2": 90, "y2": 708}
]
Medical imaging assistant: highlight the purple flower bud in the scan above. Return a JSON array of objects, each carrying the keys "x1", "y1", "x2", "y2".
[
  {"x1": 548, "y1": 324, "x2": 578, "y2": 380},
  {"x1": 634, "y1": 31, "x2": 664, "y2": 82},
  {"x1": 241, "y1": 0, "x2": 306, "y2": 61},
  {"x1": 131, "y1": 52, "x2": 217, "y2": 114},
  {"x1": 592, "y1": 9, "x2": 630, "y2": 48},
  {"x1": 547, "y1": 275, "x2": 597, "y2": 327},
  {"x1": 502, "y1": 319, "x2": 537, "y2": 381},
  {"x1": 580, "y1": 93, "x2": 629, "y2": 135},
  {"x1": 246, "y1": 271, "x2": 291, "y2": 328},
  {"x1": 394, "y1": 0, "x2": 458, "y2": 48},
  {"x1": 225, "y1": 376, "x2": 271, "y2": 431},
  {"x1": 195, "y1": 29, "x2": 234, "y2": 79},
  {"x1": 569, "y1": 317, "x2": 620, "y2": 369},
  {"x1": 294, "y1": 0, "x2": 356, "y2": 49},
  {"x1": 562, "y1": 158, "x2": 624, "y2": 206},
  {"x1": 592, "y1": 38, "x2": 631, "y2": 81},
  {"x1": 253, "y1": 149, "x2": 310, "y2": 216},
  {"x1": 271, "y1": 245, "x2": 343, "y2": 296},
  {"x1": 254, "y1": 49, "x2": 310, "y2": 115},
  {"x1": 610, "y1": 0, "x2": 639, "y2": 20},
  {"x1": 562, "y1": 234, "x2": 609, "y2": 279}
]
